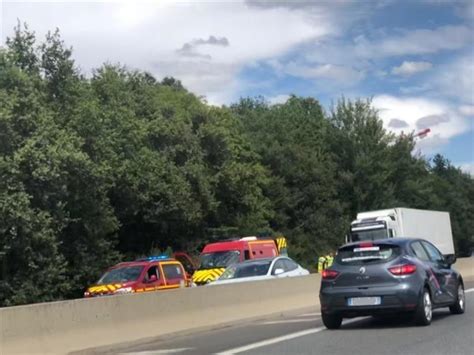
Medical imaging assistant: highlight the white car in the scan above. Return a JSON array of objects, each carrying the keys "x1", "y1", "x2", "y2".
[{"x1": 210, "y1": 256, "x2": 309, "y2": 285}]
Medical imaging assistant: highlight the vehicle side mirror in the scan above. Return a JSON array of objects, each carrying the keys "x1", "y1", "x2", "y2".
[
  {"x1": 444, "y1": 255, "x2": 456, "y2": 266},
  {"x1": 274, "y1": 268, "x2": 285, "y2": 276}
]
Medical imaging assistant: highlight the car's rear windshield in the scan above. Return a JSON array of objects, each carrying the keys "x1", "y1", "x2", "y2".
[
  {"x1": 335, "y1": 244, "x2": 401, "y2": 265},
  {"x1": 219, "y1": 260, "x2": 272, "y2": 280},
  {"x1": 199, "y1": 251, "x2": 241, "y2": 269}
]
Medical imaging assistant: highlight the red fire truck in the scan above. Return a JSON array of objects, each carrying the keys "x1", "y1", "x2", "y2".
[{"x1": 192, "y1": 236, "x2": 288, "y2": 285}]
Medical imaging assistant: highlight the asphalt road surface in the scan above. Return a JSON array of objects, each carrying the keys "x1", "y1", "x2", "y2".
[{"x1": 99, "y1": 281, "x2": 474, "y2": 355}]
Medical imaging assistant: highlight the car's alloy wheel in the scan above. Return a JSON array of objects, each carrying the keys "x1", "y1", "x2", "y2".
[
  {"x1": 415, "y1": 288, "x2": 432, "y2": 326},
  {"x1": 450, "y1": 283, "x2": 465, "y2": 314},
  {"x1": 423, "y1": 291, "x2": 432, "y2": 322}
]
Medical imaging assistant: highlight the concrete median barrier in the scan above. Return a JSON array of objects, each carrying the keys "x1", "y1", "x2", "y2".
[
  {"x1": 1, "y1": 274, "x2": 320, "y2": 354},
  {"x1": 455, "y1": 257, "x2": 474, "y2": 281},
  {"x1": 1, "y1": 257, "x2": 473, "y2": 354}
]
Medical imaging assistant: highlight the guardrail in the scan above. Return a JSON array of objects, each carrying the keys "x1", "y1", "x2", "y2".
[{"x1": 1, "y1": 258, "x2": 473, "y2": 354}]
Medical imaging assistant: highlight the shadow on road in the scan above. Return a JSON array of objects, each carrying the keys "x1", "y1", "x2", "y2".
[{"x1": 340, "y1": 309, "x2": 453, "y2": 330}]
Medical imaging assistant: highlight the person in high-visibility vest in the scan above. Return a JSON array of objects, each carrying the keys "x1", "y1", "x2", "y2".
[
  {"x1": 317, "y1": 255, "x2": 327, "y2": 273},
  {"x1": 326, "y1": 252, "x2": 334, "y2": 268}
]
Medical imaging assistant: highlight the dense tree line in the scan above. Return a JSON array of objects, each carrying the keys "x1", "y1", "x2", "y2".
[{"x1": 0, "y1": 25, "x2": 472, "y2": 306}]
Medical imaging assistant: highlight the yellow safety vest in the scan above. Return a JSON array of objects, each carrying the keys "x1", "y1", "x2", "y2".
[{"x1": 317, "y1": 256, "x2": 326, "y2": 273}]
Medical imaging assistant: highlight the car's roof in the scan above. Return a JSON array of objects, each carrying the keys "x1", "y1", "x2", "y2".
[
  {"x1": 340, "y1": 237, "x2": 422, "y2": 249},
  {"x1": 110, "y1": 257, "x2": 179, "y2": 269},
  {"x1": 236, "y1": 256, "x2": 287, "y2": 265}
]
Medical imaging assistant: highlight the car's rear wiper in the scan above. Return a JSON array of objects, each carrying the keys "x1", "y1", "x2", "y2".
[
  {"x1": 341, "y1": 256, "x2": 385, "y2": 262},
  {"x1": 361, "y1": 257, "x2": 386, "y2": 263}
]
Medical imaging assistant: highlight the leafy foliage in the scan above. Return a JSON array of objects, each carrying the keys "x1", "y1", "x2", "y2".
[{"x1": 0, "y1": 24, "x2": 472, "y2": 306}]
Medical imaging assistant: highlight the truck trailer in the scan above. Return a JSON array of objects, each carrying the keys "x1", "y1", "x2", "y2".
[{"x1": 348, "y1": 208, "x2": 454, "y2": 256}]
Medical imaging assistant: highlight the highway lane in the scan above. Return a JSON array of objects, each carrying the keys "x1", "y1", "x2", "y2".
[
  {"x1": 230, "y1": 289, "x2": 474, "y2": 355},
  {"x1": 99, "y1": 281, "x2": 474, "y2": 355}
]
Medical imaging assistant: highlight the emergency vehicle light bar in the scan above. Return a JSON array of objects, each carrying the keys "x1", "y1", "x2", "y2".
[{"x1": 136, "y1": 255, "x2": 171, "y2": 262}]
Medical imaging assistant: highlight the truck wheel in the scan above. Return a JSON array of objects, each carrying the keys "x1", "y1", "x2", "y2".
[
  {"x1": 322, "y1": 313, "x2": 342, "y2": 329},
  {"x1": 449, "y1": 283, "x2": 465, "y2": 314},
  {"x1": 414, "y1": 288, "x2": 432, "y2": 326}
]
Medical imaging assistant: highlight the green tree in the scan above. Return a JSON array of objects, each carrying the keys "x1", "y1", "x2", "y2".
[
  {"x1": 234, "y1": 96, "x2": 346, "y2": 266},
  {"x1": 328, "y1": 98, "x2": 397, "y2": 217},
  {"x1": 2, "y1": 23, "x2": 473, "y2": 306},
  {"x1": 5, "y1": 21, "x2": 39, "y2": 74},
  {"x1": 0, "y1": 156, "x2": 69, "y2": 306},
  {"x1": 430, "y1": 155, "x2": 474, "y2": 254}
]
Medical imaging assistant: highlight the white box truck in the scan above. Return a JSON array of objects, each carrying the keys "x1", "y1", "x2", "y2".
[{"x1": 348, "y1": 208, "x2": 455, "y2": 256}]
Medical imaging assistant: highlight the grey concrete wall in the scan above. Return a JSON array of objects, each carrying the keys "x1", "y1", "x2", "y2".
[
  {"x1": 1, "y1": 274, "x2": 319, "y2": 354},
  {"x1": 454, "y1": 258, "x2": 474, "y2": 280},
  {"x1": 1, "y1": 258, "x2": 473, "y2": 355}
]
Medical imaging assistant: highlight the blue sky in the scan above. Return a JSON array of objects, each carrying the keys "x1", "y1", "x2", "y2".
[{"x1": 1, "y1": 0, "x2": 473, "y2": 172}]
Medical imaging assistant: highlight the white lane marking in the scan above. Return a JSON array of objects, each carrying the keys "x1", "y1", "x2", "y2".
[
  {"x1": 215, "y1": 328, "x2": 323, "y2": 355},
  {"x1": 465, "y1": 288, "x2": 474, "y2": 293},
  {"x1": 215, "y1": 318, "x2": 369, "y2": 355},
  {"x1": 121, "y1": 348, "x2": 192, "y2": 354},
  {"x1": 260, "y1": 317, "x2": 320, "y2": 325},
  {"x1": 299, "y1": 312, "x2": 321, "y2": 317}
]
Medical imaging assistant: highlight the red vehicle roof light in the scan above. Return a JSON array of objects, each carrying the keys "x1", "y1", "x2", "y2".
[
  {"x1": 322, "y1": 269, "x2": 339, "y2": 280},
  {"x1": 358, "y1": 242, "x2": 373, "y2": 248},
  {"x1": 388, "y1": 264, "x2": 417, "y2": 275}
]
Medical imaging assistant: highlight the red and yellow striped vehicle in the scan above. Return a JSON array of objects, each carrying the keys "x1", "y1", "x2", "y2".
[
  {"x1": 84, "y1": 256, "x2": 190, "y2": 297},
  {"x1": 192, "y1": 236, "x2": 288, "y2": 285}
]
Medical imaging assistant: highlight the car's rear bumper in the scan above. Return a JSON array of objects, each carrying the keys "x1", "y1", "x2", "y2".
[{"x1": 320, "y1": 283, "x2": 421, "y2": 316}]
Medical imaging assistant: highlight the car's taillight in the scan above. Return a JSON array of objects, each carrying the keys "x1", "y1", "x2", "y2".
[
  {"x1": 388, "y1": 264, "x2": 417, "y2": 275},
  {"x1": 322, "y1": 269, "x2": 339, "y2": 280}
]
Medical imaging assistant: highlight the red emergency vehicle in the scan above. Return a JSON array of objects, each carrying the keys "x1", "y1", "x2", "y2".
[
  {"x1": 84, "y1": 256, "x2": 189, "y2": 297},
  {"x1": 192, "y1": 236, "x2": 288, "y2": 285},
  {"x1": 172, "y1": 251, "x2": 198, "y2": 278}
]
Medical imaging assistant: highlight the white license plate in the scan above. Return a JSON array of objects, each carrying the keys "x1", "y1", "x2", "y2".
[{"x1": 347, "y1": 297, "x2": 381, "y2": 306}]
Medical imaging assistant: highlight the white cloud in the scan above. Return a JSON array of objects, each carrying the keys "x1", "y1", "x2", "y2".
[
  {"x1": 301, "y1": 24, "x2": 472, "y2": 89},
  {"x1": 433, "y1": 55, "x2": 474, "y2": 105},
  {"x1": 459, "y1": 105, "x2": 474, "y2": 116},
  {"x1": 150, "y1": 60, "x2": 241, "y2": 105},
  {"x1": 2, "y1": 0, "x2": 331, "y2": 104},
  {"x1": 354, "y1": 25, "x2": 472, "y2": 58},
  {"x1": 399, "y1": 84, "x2": 431, "y2": 95},
  {"x1": 458, "y1": 162, "x2": 474, "y2": 176},
  {"x1": 416, "y1": 134, "x2": 451, "y2": 154},
  {"x1": 372, "y1": 95, "x2": 470, "y2": 153},
  {"x1": 270, "y1": 60, "x2": 364, "y2": 86},
  {"x1": 267, "y1": 94, "x2": 290, "y2": 105},
  {"x1": 392, "y1": 61, "x2": 432, "y2": 76},
  {"x1": 2, "y1": 0, "x2": 473, "y2": 113}
]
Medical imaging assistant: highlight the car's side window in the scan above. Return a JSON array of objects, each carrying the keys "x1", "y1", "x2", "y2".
[
  {"x1": 244, "y1": 250, "x2": 250, "y2": 260},
  {"x1": 145, "y1": 265, "x2": 160, "y2": 282},
  {"x1": 421, "y1": 241, "x2": 443, "y2": 263},
  {"x1": 411, "y1": 242, "x2": 430, "y2": 261},
  {"x1": 162, "y1": 263, "x2": 185, "y2": 281},
  {"x1": 283, "y1": 258, "x2": 298, "y2": 271},
  {"x1": 272, "y1": 260, "x2": 286, "y2": 275}
]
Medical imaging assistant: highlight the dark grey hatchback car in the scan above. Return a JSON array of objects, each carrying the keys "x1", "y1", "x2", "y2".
[{"x1": 320, "y1": 238, "x2": 465, "y2": 329}]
